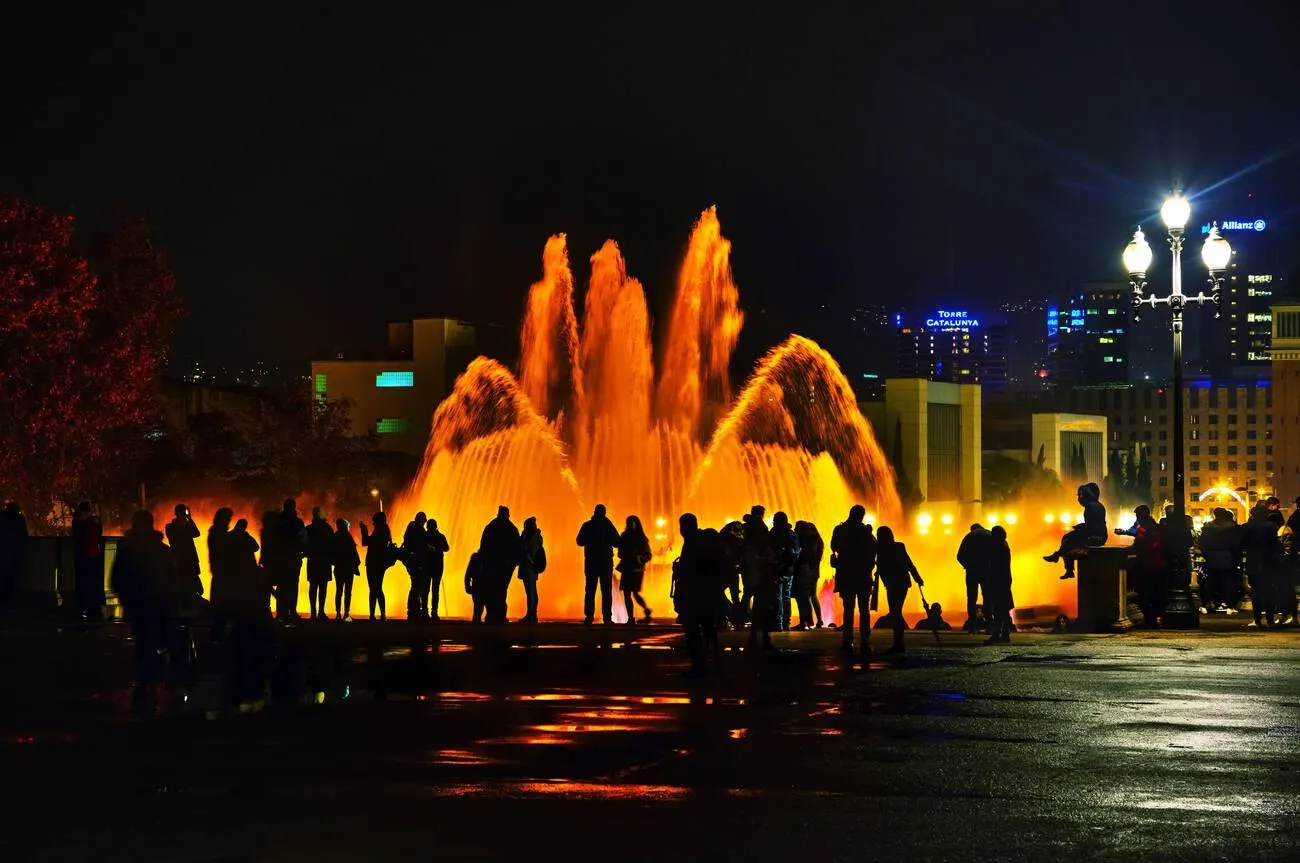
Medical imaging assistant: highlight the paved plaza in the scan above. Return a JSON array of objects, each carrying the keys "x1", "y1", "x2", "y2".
[{"x1": 3, "y1": 616, "x2": 1299, "y2": 861}]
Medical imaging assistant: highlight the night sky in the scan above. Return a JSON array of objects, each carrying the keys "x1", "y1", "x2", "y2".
[{"x1": 4, "y1": 1, "x2": 1299, "y2": 375}]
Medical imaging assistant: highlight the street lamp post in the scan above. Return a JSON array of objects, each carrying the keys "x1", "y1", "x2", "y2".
[{"x1": 1123, "y1": 193, "x2": 1231, "y2": 629}]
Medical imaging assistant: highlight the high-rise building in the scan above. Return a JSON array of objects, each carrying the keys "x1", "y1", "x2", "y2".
[
  {"x1": 999, "y1": 298, "x2": 1052, "y2": 391},
  {"x1": 1049, "y1": 284, "x2": 1130, "y2": 387},
  {"x1": 1195, "y1": 213, "x2": 1282, "y2": 377},
  {"x1": 895, "y1": 307, "x2": 1008, "y2": 390}
]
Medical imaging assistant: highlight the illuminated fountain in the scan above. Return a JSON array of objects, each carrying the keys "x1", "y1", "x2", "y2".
[{"x1": 395, "y1": 208, "x2": 901, "y2": 620}]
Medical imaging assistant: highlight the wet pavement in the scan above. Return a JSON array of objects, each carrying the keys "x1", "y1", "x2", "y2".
[{"x1": 3, "y1": 616, "x2": 1300, "y2": 861}]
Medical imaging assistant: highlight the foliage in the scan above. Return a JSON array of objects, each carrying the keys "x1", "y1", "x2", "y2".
[
  {"x1": 145, "y1": 387, "x2": 381, "y2": 514},
  {"x1": 982, "y1": 454, "x2": 1062, "y2": 504},
  {"x1": 0, "y1": 201, "x2": 180, "y2": 529},
  {"x1": 1102, "y1": 445, "x2": 1153, "y2": 512}
]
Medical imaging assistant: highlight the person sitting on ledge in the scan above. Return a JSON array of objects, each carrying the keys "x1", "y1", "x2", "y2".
[
  {"x1": 913, "y1": 601, "x2": 953, "y2": 632},
  {"x1": 1043, "y1": 483, "x2": 1107, "y2": 580}
]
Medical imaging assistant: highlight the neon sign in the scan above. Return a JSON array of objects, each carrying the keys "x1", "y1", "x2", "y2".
[
  {"x1": 924, "y1": 310, "x2": 981, "y2": 328},
  {"x1": 1202, "y1": 219, "x2": 1266, "y2": 233},
  {"x1": 1248, "y1": 274, "x2": 1272, "y2": 284}
]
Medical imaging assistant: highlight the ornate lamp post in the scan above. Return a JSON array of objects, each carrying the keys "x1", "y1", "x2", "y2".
[{"x1": 1122, "y1": 193, "x2": 1231, "y2": 628}]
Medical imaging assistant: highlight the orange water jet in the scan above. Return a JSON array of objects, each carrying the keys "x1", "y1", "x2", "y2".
[{"x1": 394, "y1": 208, "x2": 902, "y2": 621}]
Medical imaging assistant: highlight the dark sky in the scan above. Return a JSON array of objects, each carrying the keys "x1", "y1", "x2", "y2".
[{"x1": 4, "y1": 1, "x2": 1299, "y2": 374}]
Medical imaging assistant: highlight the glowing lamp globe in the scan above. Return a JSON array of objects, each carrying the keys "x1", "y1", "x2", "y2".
[
  {"x1": 1201, "y1": 224, "x2": 1232, "y2": 272},
  {"x1": 1161, "y1": 194, "x2": 1191, "y2": 230},
  {"x1": 1123, "y1": 227, "x2": 1153, "y2": 276}
]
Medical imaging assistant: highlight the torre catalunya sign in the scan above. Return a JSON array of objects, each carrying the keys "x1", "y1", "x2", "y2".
[
  {"x1": 1202, "y1": 219, "x2": 1266, "y2": 233},
  {"x1": 925, "y1": 310, "x2": 981, "y2": 328}
]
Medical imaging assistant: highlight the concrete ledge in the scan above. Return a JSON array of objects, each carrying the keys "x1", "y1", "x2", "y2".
[{"x1": 1076, "y1": 544, "x2": 1134, "y2": 633}]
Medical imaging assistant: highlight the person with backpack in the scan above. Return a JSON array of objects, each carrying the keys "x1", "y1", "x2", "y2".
[
  {"x1": 332, "y1": 518, "x2": 360, "y2": 621},
  {"x1": 517, "y1": 517, "x2": 545, "y2": 623},
  {"x1": 769, "y1": 512, "x2": 800, "y2": 632}
]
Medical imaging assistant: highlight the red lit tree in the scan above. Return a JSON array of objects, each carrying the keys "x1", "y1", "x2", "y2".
[{"x1": 0, "y1": 200, "x2": 180, "y2": 528}]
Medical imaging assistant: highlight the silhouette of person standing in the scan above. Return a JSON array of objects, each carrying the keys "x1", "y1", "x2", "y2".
[
  {"x1": 426, "y1": 518, "x2": 450, "y2": 622},
  {"x1": 226, "y1": 517, "x2": 270, "y2": 710},
  {"x1": 332, "y1": 518, "x2": 360, "y2": 621},
  {"x1": 72, "y1": 501, "x2": 105, "y2": 621},
  {"x1": 111, "y1": 511, "x2": 179, "y2": 714},
  {"x1": 479, "y1": 505, "x2": 521, "y2": 624},
  {"x1": 402, "y1": 512, "x2": 431, "y2": 620},
  {"x1": 166, "y1": 503, "x2": 203, "y2": 603},
  {"x1": 742, "y1": 506, "x2": 776, "y2": 647},
  {"x1": 769, "y1": 512, "x2": 800, "y2": 632},
  {"x1": 517, "y1": 517, "x2": 544, "y2": 623},
  {"x1": 831, "y1": 505, "x2": 876, "y2": 655},
  {"x1": 984, "y1": 525, "x2": 1014, "y2": 644},
  {"x1": 360, "y1": 512, "x2": 395, "y2": 620},
  {"x1": 617, "y1": 515, "x2": 653, "y2": 625},
  {"x1": 207, "y1": 507, "x2": 234, "y2": 638},
  {"x1": 875, "y1": 526, "x2": 923, "y2": 655},
  {"x1": 576, "y1": 504, "x2": 619, "y2": 626},
  {"x1": 274, "y1": 499, "x2": 306, "y2": 621},
  {"x1": 793, "y1": 520, "x2": 825, "y2": 629},
  {"x1": 0, "y1": 502, "x2": 28, "y2": 607},
  {"x1": 674, "y1": 513, "x2": 727, "y2": 678},
  {"x1": 956, "y1": 523, "x2": 993, "y2": 632},
  {"x1": 305, "y1": 507, "x2": 334, "y2": 621}
]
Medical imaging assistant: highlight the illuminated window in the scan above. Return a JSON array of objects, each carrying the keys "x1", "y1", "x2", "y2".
[
  {"x1": 376, "y1": 418, "x2": 410, "y2": 434},
  {"x1": 313, "y1": 373, "x2": 328, "y2": 397},
  {"x1": 375, "y1": 371, "x2": 414, "y2": 388}
]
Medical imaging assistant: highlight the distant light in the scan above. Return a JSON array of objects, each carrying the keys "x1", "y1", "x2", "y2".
[
  {"x1": 1004, "y1": 513, "x2": 1017, "y2": 525},
  {"x1": 940, "y1": 513, "x2": 953, "y2": 526},
  {"x1": 1059, "y1": 511, "x2": 1073, "y2": 524},
  {"x1": 916, "y1": 513, "x2": 932, "y2": 528},
  {"x1": 1044, "y1": 513, "x2": 1056, "y2": 524},
  {"x1": 987, "y1": 513, "x2": 999, "y2": 526},
  {"x1": 655, "y1": 516, "x2": 666, "y2": 528}
]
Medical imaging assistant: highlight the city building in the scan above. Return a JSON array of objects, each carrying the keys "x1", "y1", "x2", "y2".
[
  {"x1": 1030, "y1": 413, "x2": 1109, "y2": 488},
  {"x1": 894, "y1": 307, "x2": 1008, "y2": 390},
  {"x1": 999, "y1": 298, "x2": 1053, "y2": 392},
  {"x1": 1066, "y1": 383, "x2": 1274, "y2": 514},
  {"x1": 310, "y1": 318, "x2": 488, "y2": 455},
  {"x1": 1197, "y1": 213, "x2": 1282, "y2": 377},
  {"x1": 1049, "y1": 284, "x2": 1130, "y2": 387},
  {"x1": 1271, "y1": 302, "x2": 1300, "y2": 504},
  {"x1": 861, "y1": 378, "x2": 982, "y2": 505}
]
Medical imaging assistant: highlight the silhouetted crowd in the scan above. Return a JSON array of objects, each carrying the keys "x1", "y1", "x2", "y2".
[{"x1": 1, "y1": 486, "x2": 1297, "y2": 707}]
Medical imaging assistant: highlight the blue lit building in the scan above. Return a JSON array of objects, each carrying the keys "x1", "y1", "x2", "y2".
[
  {"x1": 1194, "y1": 212, "x2": 1282, "y2": 377},
  {"x1": 895, "y1": 308, "x2": 1008, "y2": 389},
  {"x1": 1049, "y1": 283, "x2": 1129, "y2": 387}
]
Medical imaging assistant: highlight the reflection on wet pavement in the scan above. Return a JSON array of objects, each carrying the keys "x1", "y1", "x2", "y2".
[{"x1": 8, "y1": 621, "x2": 1300, "y2": 861}]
